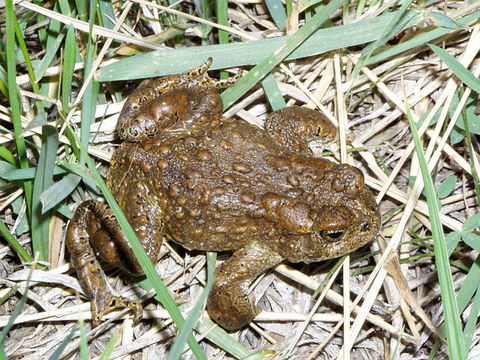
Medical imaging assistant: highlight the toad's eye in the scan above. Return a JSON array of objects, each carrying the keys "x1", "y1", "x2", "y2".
[
  {"x1": 360, "y1": 220, "x2": 370, "y2": 231},
  {"x1": 320, "y1": 229, "x2": 346, "y2": 242}
]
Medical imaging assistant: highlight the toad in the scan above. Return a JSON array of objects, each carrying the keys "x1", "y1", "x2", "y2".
[{"x1": 66, "y1": 59, "x2": 380, "y2": 330}]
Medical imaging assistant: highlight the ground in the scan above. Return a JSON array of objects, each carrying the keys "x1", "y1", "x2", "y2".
[{"x1": 1, "y1": 1, "x2": 480, "y2": 359}]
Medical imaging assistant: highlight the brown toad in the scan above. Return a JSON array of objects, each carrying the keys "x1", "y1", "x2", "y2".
[{"x1": 66, "y1": 59, "x2": 380, "y2": 330}]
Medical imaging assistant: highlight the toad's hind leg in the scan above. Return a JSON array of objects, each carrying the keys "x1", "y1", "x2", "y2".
[
  {"x1": 264, "y1": 105, "x2": 337, "y2": 155},
  {"x1": 66, "y1": 201, "x2": 141, "y2": 326},
  {"x1": 66, "y1": 185, "x2": 164, "y2": 326},
  {"x1": 206, "y1": 241, "x2": 284, "y2": 331}
]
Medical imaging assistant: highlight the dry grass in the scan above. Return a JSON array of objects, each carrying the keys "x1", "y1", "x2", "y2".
[{"x1": 1, "y1": 0, "x2": 480, "y2": 359}]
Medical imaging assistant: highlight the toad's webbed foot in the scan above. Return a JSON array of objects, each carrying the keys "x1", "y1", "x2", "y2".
[{"x1": 91, "y1": 292, "x2": 142, "y2": 327}]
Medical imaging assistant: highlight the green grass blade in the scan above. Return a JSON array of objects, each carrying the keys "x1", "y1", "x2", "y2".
[
  {"x1": 14, "y1": 17, "x2": 40, "y2": 95},
  {"x1": 62, "y1": 25, "x2": 76, "y2": 116},
  {"x1": 74, "y1": 0, "x2": 88, "y2": 21},
  {"x1": 35, "y1": 1, "x2": 67, "y2": 109},
  {"x1": 57, "y1": 0, "x2": 72, "y2": 16},
  {"x1": 13, "y1": 11, "x2": 47, "y2": 135},
  {"x1": 97, "y1": 329, "x2": 120, "y2": 360},
  {"x1": 406, "y1": 102, "x2": 466, "y2": 359},
  {"x1": 0, "y1": 162, "x2": 66, "y2": 181},
  {"x1": 40, "y1": 174, "x2": 81, "y2": 213},
  {"x1": 0, "y1": 146, "x2": 19, "y2": 165},
  {"x1": 362, "y1": 0, "x2": 414, "y2": 55},
  {"x1": 215, "y1": 0, "x2": 229, "y2": 65},
  {"x1": 35, "y1": 1, "x2": 66, "y2": 85},
  {"x1": 56, "y1": 162, "x2": 97, "y2": 187},
  {"x1": 459, "y1": 89, "x2": 480, "y2": 202},
  {"x1": 98, "y1": 0, "x2": 116, "y2": 29},
  {"x1": 295, "y1": 0, "x2": 323, "y2": 13},
  {"x1": 12, "y1": 8, "x2": 48, "y2": 125},
  {"x1": 366, "y1": 11, "x2": 480, "y2": 65},
  {"x1": 98, "y1": 10, "x2": 397, "y2": 81},
  {"x1": 0, "y1": 65, "x2": 8, "y2": 97},
  {"x1": 429, "y1": 44, "x2": 480, "y2": 93},
  {"x1": 456, "y1": 255, "x2": 480, "y2": 355},
  {"x1": 80, "y1": 1, "x2": 99, "y2": 163},
  {"x1": 0, "y1": 218, "x2": 33, "y2": 263},
  {"x1": 0, "y1": 279, "x2": 29, "y2": 358},
  {"x1": 31, "y1": 125, "x2": 58, "y2": 261},
  {"x1": 265, "y1": 0, "x2": 287, "y2": 31},
  {"x1": 48, "y1": 324, "x2": 78, "y2": 360},
  {"x1": 215, "y1": 0, "x2": 230, "y2": 81},
  {"x1": 194, "y1": 317, "x2": 250, "y2": 358},
  {"x1": 5, "y1": 0, "x2": 33, "y2": 217},
  {"x1": 429, "y1": 253, "x2": 480, "y2": 359},
  {"x1": 428, "y1": 11, "x2": 462, "y2": 29},
  {"x1": 464, "y1": 285, "x2": 480, "y2": 352},
  {"x1": 456, "y1": 83, "x2": 480, "y2": 356},
  {"x1": 36, "y1": 10, "x2": 47, "y2": 45},
  {"x1": 262, "y1": 73, "x2": 287, "y2": 111},
  {"x1": 355, "y1": 0, "x2": 367, "y2": 18},
  {"x1": 221, "y1": 0, "x2": 349, "y2": 109},
  {"x1": 350, "y1": 0, "x2": 416, "y2": 89},
  {"x1": 166, "y1": 252, "x2": 216, "y2": 360},
  {"x1": 34, "y1": 29, "x2": 66, "y2": 83},
  {"x1": 78, "y1": 319, "x2": 90, "y2": 360}
]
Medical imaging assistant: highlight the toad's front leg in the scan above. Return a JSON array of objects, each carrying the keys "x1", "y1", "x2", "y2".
[{"x1": 206, "y1": 241, "x2": 284, "y2": 331}]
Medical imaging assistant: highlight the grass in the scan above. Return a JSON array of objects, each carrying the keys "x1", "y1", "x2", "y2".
[
  {"x1": 406, "y1": 101, "x2": 465, "y2": 359},
  {"x1": 1, "y1": 0, "x2": 480, "y2": 359}
]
